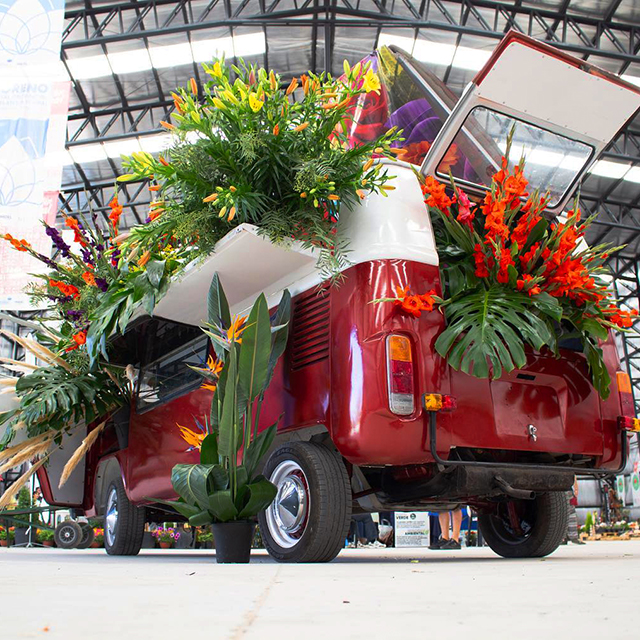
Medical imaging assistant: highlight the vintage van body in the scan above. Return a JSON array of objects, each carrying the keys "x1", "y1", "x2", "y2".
[{"x1": 37, "y1": 32, "x2": 640, "y2": 562}]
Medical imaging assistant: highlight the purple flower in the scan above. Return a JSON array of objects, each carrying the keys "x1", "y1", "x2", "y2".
[
  {"x1": 81, "y1": 247, "x2": 94, "y2": 265},
  {"x1": 111, "y1": 248, "x2": 121, "y2": 267},
  {"x1": 95, "y1": 277, "x2": 108, "y2": 292},
  {"x1": 44, "y1": 224, "x2": 71, "y2": 258}
]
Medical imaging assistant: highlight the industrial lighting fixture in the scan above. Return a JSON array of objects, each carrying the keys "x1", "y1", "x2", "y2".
[{"x1": 66, "y1": 33, "x2": 266, "y2": 80}]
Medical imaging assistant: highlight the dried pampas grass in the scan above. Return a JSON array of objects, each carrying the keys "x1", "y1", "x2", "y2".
[
  {"x1": 0, "y1": 430, "x2": 54, "y2": 467},
  {"x1": 0, "y1": 437, "x2": 52, "y2": 475},
  {"x1": 58, "y1": 421, "x2": 107, "y2": 488},
  {"x1": 0, "y1": 457, "x2": 48, "y2": 510},
  {"x1": 0, "y1": 330, "x2": 73, "y2": 373},
  {"x1": 0, "y1": 357, "x2": 39, "y2": 372}
]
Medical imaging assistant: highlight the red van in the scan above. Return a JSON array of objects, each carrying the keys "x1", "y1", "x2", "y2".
[{"x1": 37, "y1": 32, "x2": 640, "y2": 562}]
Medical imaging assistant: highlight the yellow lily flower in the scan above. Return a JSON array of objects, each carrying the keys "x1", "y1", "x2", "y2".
[
  {"x1": 249, "y1": 92, "x2": 264, "y2": 112},
  {"x1": 362, "y1": 69, "x2": 381, "y2": 94}
]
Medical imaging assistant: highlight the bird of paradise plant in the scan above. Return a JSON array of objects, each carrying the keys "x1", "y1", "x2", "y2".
[{"x1": 155, "y1": 273, "x2": 291, "y2": 524}]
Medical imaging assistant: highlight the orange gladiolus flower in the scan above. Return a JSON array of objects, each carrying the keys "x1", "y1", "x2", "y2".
[
  {"x1": 82, "y1": 271, "x2": 97, "y2": 287},
  {"x1": 160, "y1": 120, "x2": 175, "y2": 131},
  {"x1": 109, "y1": 195, "x2": 123, "y2": 231},
  {"x1": 422, "y1": 175, "x2": 455, "y2": 214},
  {"x1": 65, "y1": 217, "x2": 86, "y2": 245},
  {"x1": 393, "y1": 285, "x2": 437, "y2": 318},
  {"x1": 227, "y1": 314, "x2": 248, "y2": 343},
  {"x1": 66, "y1": 330, "x2": 87, "y2": 351},
  {"x1": 1, "y1": 233, "x2": 30, "y2": 252},
  {"x1": 473, "y1": 244, "x2": 490, "y2": 278},
  {"x1": 190, "y1": 78, "x2": 197, "y2": 95},
  {"x1": 273, "y1": 124, "x2": 279, "y2": 136},
  {"x1": 294, "y1": 122, "x2": 309, "y2": 132}
]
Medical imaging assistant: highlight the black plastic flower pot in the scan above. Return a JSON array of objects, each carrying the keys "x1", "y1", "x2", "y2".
[{"x1": 211, "y1": 521, "x2": 255, "y2": 564}]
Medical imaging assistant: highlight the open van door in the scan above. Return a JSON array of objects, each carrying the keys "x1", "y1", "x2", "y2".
[{"x1": 420, "y1": 30, "x2": 640, "y2": 216}]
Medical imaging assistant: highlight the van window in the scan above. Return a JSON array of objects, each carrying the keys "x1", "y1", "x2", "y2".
[
  {"x1": 436, "y1": 106, "x2": 593, "y2": 206},
  {"x1": 136, "y1": 320, "x2": 207, "y2": 413}
]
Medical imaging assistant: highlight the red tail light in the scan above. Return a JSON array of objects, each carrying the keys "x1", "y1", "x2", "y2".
[
  {"x1": 617, "y1": 371, "x2": 635, "y2": 417},
  {"x1": 386, "y1": 334, "x2": 414, "y2": 416}
]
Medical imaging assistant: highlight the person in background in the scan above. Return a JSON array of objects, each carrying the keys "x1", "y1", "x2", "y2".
[
  {"x1": 567, "y1": 478, "x2": 585, "y2": 545},
  {"x1": 432, "y1": 507, "x2": 463, "y2": 550}
]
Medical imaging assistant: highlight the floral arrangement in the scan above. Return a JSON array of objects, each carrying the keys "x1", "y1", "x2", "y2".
[
  {"x1": 0, "y1": 525, "x2": 8, "y2": 540},
  {"x1": 94, "y1": 527, "x2": 104, "y2": 544},
  {"x1": 0, "y1": 55, "x2": 402, "y2": 507},
  {"x1": 196, "y1": 529, "x2": 213, "y2": 543},
  {"x1": 377, "y1": 148, "x2": 636, "y2": 398},
  {"x1": 37, "y1": 528, "x2": 54, "y2": 542},
  {"x1": 152, "y1": 526, "x2": 180, "y2": 545},
  {"x1": 118, "y1": 58, "x2": 400, "y2": 277}
]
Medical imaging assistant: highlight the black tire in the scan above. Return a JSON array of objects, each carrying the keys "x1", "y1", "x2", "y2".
[
  {"x1": 478, "y1": 492, "x2": 569, "y2": 558},
  {"x1": 103, "y1": 475, "x2": 145, "y2": 556},
  {"x1": 76, "y1": 523, "x2": 95, "y2": 549},
  {"x1": 54, "y1": 520, "x2": 83, "y2": 549},
  {"x1": 258, "y1": 442, "x2": 351, "y2": 563}
]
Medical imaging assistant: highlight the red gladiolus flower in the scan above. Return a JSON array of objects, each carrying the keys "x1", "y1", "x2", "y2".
[
  {"x1": 516, "y1": 274, "x2": 541, "y2": 296},
  {"x1": 473, "y1": 244, "x2": 490, "y2": 278}
]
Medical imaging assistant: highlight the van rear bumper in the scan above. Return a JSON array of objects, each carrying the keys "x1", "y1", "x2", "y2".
[{"x1": 427, "y1": 412, "x2": 629, "y2": 478}]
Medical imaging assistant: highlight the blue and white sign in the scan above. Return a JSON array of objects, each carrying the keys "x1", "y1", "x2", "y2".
[
  {"x1": 0, "y1": 0, "x2": 65, "y2": 65},
  {"x1": 0, "y1": 0, "x2": 68, "y2": 308}
]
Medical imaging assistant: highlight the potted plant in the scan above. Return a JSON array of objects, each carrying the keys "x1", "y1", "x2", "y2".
[
  {"x1": 196, "y1": 529, "x2": 213, "y2": 549},
  {"x1": 0, "y1": 525, "x2": 8, "y2": 547},
  {"x1": 38, "y1": 529, "x2": 55, "y2": 547},
  {"x1": 91, "y1": 527, "x2": 104, "y2": 548},
  {"x1": 152, "y1": 526, "x2": 180, "y2": 549},
  {"x1": 157, "y1": 274, "x2": 291, "y2": 563}
]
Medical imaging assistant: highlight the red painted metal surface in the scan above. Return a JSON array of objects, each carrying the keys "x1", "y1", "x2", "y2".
[{"x1": 51, "y1": 258, "x2": 624, "y2": 512}]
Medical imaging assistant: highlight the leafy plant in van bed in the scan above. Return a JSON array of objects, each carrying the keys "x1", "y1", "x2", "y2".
[
  {"x1": 377, "y1": 147, "x2": 636, "y2": 399},
  {"x1": 117, "y1": 57, "x2": 401, "y2": 279},
  {"x1": 152, "y1": 273, "x2": 290, "y2": 524}
]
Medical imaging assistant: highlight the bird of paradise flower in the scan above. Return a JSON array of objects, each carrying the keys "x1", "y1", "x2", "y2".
[{"x1": 177, "y1": 418, "x2": 209, "y2": 452}]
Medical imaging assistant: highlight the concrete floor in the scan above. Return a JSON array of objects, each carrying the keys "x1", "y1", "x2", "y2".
[{"x1": 1, "y1": 541, "x2": 638, "y2": 639}]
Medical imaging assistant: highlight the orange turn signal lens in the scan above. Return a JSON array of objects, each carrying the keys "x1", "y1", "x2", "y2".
[
  {"x1": 388, "y1": 335, "x2": 412, "y2": 362},
  {"x1": 617, "y1": 371, "x2": 632, "y2": 394},
  {"x1": 423, "y1": 393, "x2": 457, "y2": 412}
]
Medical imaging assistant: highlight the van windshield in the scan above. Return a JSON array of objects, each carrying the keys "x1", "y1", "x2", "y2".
[{"x1": 436, "y1": 106, "x2": 593, "y2": 206}]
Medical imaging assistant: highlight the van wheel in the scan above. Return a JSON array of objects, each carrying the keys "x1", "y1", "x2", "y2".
[
  {"x1": 103, "y1": 476, "x2": 145, "y2": 556},
  {"x1": 478, "y1": 492, "x2": 568, "y2": 558},
  {"x1": 258, "y1": 442, "x2": 351, "y2": 563}
]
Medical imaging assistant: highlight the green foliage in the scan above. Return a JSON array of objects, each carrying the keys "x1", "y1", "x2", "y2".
[
  {"x1": 13, "y1": 365, "x2": 128, "y2": 437},
  {"x1": 435, "y1": 287, "x2": 561, "y2": 379},
  {"x1": 157, "y1": 273, "x2": 290, "y2": 524},
  {"x1": 120, "y1": 58, "x2": 401, "y2": 278}
]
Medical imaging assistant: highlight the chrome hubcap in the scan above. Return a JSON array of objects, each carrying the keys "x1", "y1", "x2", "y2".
[
  {"x1": 266, "y1": 461, "x2": 309, "y2": 549},
  {"x1": 105, "y1": 487, "x2": 118, "y2": 547}
]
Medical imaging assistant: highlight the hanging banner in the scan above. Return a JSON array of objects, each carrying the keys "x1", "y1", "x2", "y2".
[
  {"x1": 631, "y1": 462, "x2": 640, "y2": 508},
  {"x1": 0, "y1": 0, "x2": 69, "y2": 309}
]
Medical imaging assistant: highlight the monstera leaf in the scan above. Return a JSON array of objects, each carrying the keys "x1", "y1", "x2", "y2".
[{"x1": 435, "y1": 286, "x2": 561, "y2": 379}]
